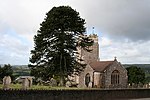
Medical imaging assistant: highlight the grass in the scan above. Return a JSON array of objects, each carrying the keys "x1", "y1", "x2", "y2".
[
  {"x1": 0, "y1": 84, "x2": 22, "y2": 89},
  {"x1": 0, "y1": 84, "x2": 90, "y2": 90}
]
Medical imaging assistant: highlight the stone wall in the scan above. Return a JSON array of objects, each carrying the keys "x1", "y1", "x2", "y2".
[
  {"x1": 93, "y1": 72, "x2": 101, "y2": 87},
  {"x1": 81, "y1": 42, "x2": 99, "y2": 64},
  {"x1": 80, "y1": 34, "x2": 99, "y2": 64},
  {"x1": 78, "y1": 64, "x2": 94, "y2": 88},
  {"x1": 0, "y1": 89, "x2": 150, "y2": 100},
  {"x1": 104, "y1": 60, "x2": 128, "y2": 88}
]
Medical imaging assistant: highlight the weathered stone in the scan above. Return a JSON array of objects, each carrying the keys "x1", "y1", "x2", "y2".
[
  {"x1": 50, "y1": 78, "x2": 57, "y2": 87},
  {"x1": 28, "y1": 77, "x2": 33, "y2": 87},
  {"x1": 3, "y1": 76, "x2": 11, "y2": 90},
  {"x1": 22, "y1": 78, "x2": 29, "y2": 90},
  {"x1": 65, "y1": 81, "x2": 71, "y2": 87},
  {"x1": 72, "y1": 34, "x2": 128, "y2": 88},
  {"x1": 88, "y1": 82, "x2": 92, "y2": 88}
]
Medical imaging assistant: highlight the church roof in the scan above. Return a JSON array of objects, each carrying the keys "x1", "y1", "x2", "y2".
[{"x1": 90, "y1": 61, "x2": 114, "y2": 72}]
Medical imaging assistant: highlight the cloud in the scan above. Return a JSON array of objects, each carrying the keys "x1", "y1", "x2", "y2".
[
  {"x1": 0, "y1": 0, "x2": 150, "y2": 64},
  {"x1": 0, "y1": 30, "x2": 30, "y2": 64},
  {"x1": 69, "y1": 0, "x2": 150, "y2": 41},
  {"x1": 0, "y1": 0, "x2": 71, "y2": 64},
  {"x1": 100, "y1": 37, "x2": 112, "y2": 48},
  {"x1": 100, "y1": 39, "x2": 150, "y2": 64}
]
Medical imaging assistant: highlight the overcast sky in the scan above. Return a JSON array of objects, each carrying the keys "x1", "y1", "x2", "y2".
[{"x1": 0, "y1": 0, "x2": 150, "y2": 65}]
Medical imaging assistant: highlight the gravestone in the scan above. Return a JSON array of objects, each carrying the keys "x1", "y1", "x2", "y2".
[
  {"x1": 50, "y1": 78, "x2": 57, "y2": 86},
  {"x1": 66, "y1": 81, "x2": 71, "y2": 87},
  {"x1": 3, "y1": 76, "x2": 11, "y2": 90},
  {"x1": 22, "y1": 78, "x2": 29, "y2": 90},
  {"x1": 88, "y1": 82, "x2": 92, "y2": 88},
  {"x1": 28, "y1": 77, "x2": 33, "y2": 87}
]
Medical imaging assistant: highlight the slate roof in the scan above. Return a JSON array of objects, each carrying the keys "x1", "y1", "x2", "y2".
[{"x1": 90, "y1": 61, "x2": 114, "y2": 72}]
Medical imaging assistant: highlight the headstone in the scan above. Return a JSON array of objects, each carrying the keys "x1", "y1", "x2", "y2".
[
  {"x1": 50, "y1": 78, "x2": 57, "y2": 86},
  {"x1": 88, "y1": 81, "x2": 92, "y2": 88},
  {"x1": 22, "y1": 78, "x2": 29, "y2": 90},
  {"x1": 66, "y1": 81, "x2": 71, "y2": 87},
  {"x1": 143, "y1": 84, "x2": 148, "y2": 88},
  {"x1": 3, "y1": 76, "x2": 11, "y2": 90},
  {"x1": 28, "y1": 77, "x2": 33, "y2": 87}
]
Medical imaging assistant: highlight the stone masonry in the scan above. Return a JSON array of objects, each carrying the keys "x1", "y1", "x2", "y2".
[{"x1": 73, "y1": 34, "x2": 128, "y2": 88}]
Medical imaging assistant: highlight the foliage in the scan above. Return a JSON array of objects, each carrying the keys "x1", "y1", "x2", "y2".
[
  {"x1": 0, "y1": 64, "x2": 13, "y2": 82},
  {"x1": 145, "y1": 76, "x2": 150, "y2": 83},
  {"x1": 126, "y1": 66, "x2": 145, "y2": 84},
  {"x1": 29, "y1": 6, "x2": 93, "y2": 85},
  {"x1": 124, "y1": 64, "x2": 150, "y2": 83}
]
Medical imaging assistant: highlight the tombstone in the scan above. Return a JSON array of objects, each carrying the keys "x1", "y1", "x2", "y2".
[
  {"x1": 143, "y1": 84, "x2": 148, "y2": 88},
  {"x1": 37, "y1": 78, "x2": 43, "y2": 85},
  {"x1": 28, "y1": 77, "x2": 33, "y2": 87},
  {"x1": 3, "y1": 76, "x2": 11, "y2": 90},
  {"x1": 50, "y1": 78, "x2": 57, "y2": 87},
  {"x1": 65, "y1": 81, "x2": 71, "y2": 87},
  {"x1": 138, "y1": 83, "x2": 143, "y2": 88},
  {"x1": 88, "y1": 81, "x2": 92, "y2": 88},
  {"x1": 22, "y1": 78, "x2": 29, "y2": 90}
]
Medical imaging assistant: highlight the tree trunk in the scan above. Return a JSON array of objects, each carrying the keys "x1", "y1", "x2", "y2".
[
  {"x1": 59, "y1": 53, "x2": 65, "y2": 87},
  {"x1": 60, "y1": 75, "x2": 64, "y2": 86}
]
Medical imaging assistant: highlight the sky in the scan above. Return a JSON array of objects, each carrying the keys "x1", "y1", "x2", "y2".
[{"x1": 0, "y1": 0, "x2": 150, "y2": 65}]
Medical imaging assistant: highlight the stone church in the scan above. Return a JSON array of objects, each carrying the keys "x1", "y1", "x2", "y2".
[{"x1": 70, "y1": 34, "x2": 128, "y2": 88}]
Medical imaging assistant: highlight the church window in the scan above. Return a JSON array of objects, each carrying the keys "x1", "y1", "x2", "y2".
[
  {"x1": 85, "y1": 73, "x2": 90, "y2": 87},
  {"x1": 111, "y1": 70, "x2": 119, "y2": 85}
]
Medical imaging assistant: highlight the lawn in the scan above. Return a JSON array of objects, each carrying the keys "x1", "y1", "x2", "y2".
[{"x1": 0, "y1": 84, "x2": 88, "y2": 90}]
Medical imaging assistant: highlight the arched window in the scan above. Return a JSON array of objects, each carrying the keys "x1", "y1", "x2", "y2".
[
  {"x1": 111, "y1": 70, "x2": 119, "y2": 85},
  {"x1": 85, "y1": 73, "x2": 90, "y2": 87}
]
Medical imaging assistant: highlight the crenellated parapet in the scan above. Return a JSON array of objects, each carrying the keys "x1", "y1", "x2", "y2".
[{"x1": 89, "y1": 34, "x2": 98, "y2": 43}]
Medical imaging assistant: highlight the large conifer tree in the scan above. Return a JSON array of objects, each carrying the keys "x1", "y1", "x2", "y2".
[{"x1": 29, "y1": 6, "x2": 93, "y2": 86}]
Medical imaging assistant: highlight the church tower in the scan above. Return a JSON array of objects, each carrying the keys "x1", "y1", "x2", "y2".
[{"x1": 80, "y1": 34, "x2": 99, "y2": 64}]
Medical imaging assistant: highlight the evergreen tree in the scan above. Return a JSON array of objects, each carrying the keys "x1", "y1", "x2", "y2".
[{"x1": 29, "y1": 6, "x2": 93, "y2": 86}]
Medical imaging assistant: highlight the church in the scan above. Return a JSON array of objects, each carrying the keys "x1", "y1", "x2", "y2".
[{"x1": 70, "y1": 34, "x2": 128, "y2": 88}]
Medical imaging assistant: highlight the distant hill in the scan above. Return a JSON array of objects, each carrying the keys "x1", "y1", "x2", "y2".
[
  {"x1": 12, "y1": 65, "x2": 28, "y2": 68},
  {"x1": 0, "y1": 64, "x2": 28, "y2": 68},
  {"x1": 123, "y1": 64, "x2": 150, "y2": 73},
  {"x1": 0, "y1": 64, "x2": 30, "y2": 79},
  {"x1": 11, "y1": 65, "x2": 30, "y2": 77},
  {"x1": 123, "y1": 64, "x2": 150, "y2": 68}
]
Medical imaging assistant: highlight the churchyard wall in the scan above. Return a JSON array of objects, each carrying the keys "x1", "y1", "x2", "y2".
[{"x1": 0, "y1": 88, "x2": 150, "y2": 100}]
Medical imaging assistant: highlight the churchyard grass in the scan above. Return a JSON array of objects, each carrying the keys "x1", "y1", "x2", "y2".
[
  {"x1": 0, "y1": 83, "x2": 51, "y2": 90},
  {"x1": 0, "y1": 84, "x2": 89, "y2": 90},
  {"x1": 0, "y1": 83, "x2": 21, "y2": 89}
]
